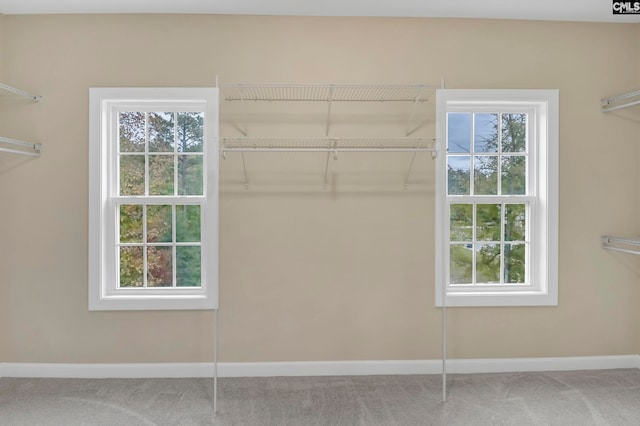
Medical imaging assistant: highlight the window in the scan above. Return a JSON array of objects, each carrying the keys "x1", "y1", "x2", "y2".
[
  {"x1": 435, "y1": 89, "x2": 558, "y2": 307},
  {"x1": 89, "y1": 88, "x2": 218, "y2": 310}
]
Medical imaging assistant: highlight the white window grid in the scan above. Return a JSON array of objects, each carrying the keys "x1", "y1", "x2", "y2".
[
  {"x1": 116, "y1": 202, "x2": 204, "y2": 289},
  {"x1": 111, "y1": 106, "x2": 207, "y2": 291}
]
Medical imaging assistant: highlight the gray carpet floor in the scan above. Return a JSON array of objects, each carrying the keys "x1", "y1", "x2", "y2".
[{"x1": 1, "y1": 369, "x2": 640, "y2": 425}]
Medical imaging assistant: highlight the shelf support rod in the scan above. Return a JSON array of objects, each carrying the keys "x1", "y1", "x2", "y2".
[
  {"x1": 240, "y1": 88, "x2": 248, "y2": 136},
  {"x1": 241, "y1": 152, "x2": 249, "y2": 189},
  {"x1": 406, "y1": 87, "x2": 423, "y2": 136},
  {"x1": 323, "y1": 140, "x2": 338, "y2": 189},
  {"x1": 403, "y1": 152, "x2": 418, "y2": 189},
  {"x1": 325, "y1": 87, "x2": 334, "y2": 136}
]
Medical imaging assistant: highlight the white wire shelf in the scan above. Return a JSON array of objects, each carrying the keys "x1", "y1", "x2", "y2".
[
  {"x1": 220, "y1": 83, "x2": 438, "y2": 103},
  {"x1": 601, "y1": 90, "x2": 640, "y2": 113},
  {"x1": 601, "y1": 236, "x2": 640, "y2": 255},
  {"x1": 0, "y1": 136, "x2": 41, "y2": 157},
  {"x1": 0, "y1": 82, "x2": 42, "y2": 102},
  {"x1": 220, "y1": 137, "x2": 437, "y2": 153}
]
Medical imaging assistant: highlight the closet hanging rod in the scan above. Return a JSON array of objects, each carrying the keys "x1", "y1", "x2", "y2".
[
  {"x1": 0, "y1": 82, "x2": 42, "y2": 101},
  {"x1": 601, "y1": 236, "x2": 640, "y2": 255},
  {"x1": 0, "y1": 136, "x2": 41, "y2": 156},
  {"x1": 222, "y1": 147, "x2": 437, "y2": 153},
  {"x1": 220, "y1": 137, "x2": 437, "y2": 153}
]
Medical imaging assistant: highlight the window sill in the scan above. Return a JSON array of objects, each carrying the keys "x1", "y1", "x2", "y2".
[
  {"x1": 88, "y1": 294, "x2": 217, "y2": 311},
  {"x1": 436, "y1": 290, "x2": 557, "y2": 307}
]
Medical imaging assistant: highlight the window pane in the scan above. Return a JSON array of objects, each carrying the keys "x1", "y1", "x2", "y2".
[
  {"x1": 505, "y1": 204, "x2": 526, "y2": 241},
  {"x1": 450, "y1": 204, "x2": 472, "y2": 241},
  {"x1": 119, "y1": 155, "x2": 145, "y2": 196},
  {"x1": 476, "y1": 244, "x2": 500, "y2": 283},
  {"x1": 476, "y1": 204, "x2": 501, "y2": 241},
  {"x1": 148, "y1": 112, "x2": 175, "y2": 152},
  {"x1": 149, "y1": 155, "x2": 174, "y2": 196},
  {"x1": 178, "y1": 155, "x2": 204, "y2": 195},
  {"x1": 177, "y1": 112, "x2": 204, "y2": 153},
  {"x1": 176, "y1": 205, "x2": 201, "y2": 242},
  {"x1": 501, "y1": 113, "x2": 526, "y2": 153},
  {"x1": 504, "y1": 244, "x2": 525, "y2": 283},
  {"x1": 177, "y1": 246, "x2": 201, "y2": 287},
  {"x1": 147, "y1": 246, "x2": 173, "y2": 287},
  {"x1": 447, "y1": 156, "x2": 470, "y2": 195},
  {"x1": 147, "y1": 205, "x2": 172, "y2": 243},
  {"x1": 450, "y1": 244, "x2": 472, "y2": 284},
  {"x1": 119, "y1": 246, "x2": 143, "y2": 288},
  {"x1": 501, "y1": 155, "x2": 526, "y2": 195},
  {"x1": 119, "y1": 112, "x2": 146, "y2": 153},
  {"x1": 119, "y1": 204, "x2": 143, "y2": 243},
  {"x1": 447, "y1": 113, "x2": 471, "y2": 153},
  {"x1": 474, "y1": 155, "x2": 498, "y2": 195},
  {"x1": 474, "y1": 113, "x2": 498, "y2": 153}
]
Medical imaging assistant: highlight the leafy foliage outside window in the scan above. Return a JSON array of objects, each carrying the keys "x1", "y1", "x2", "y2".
[
  {"x1": 118, "y1": 111, "x2": 204, "y2": 288},
  {"x1": 447, "y1": 112, "x2": 527, "y2": 285}
]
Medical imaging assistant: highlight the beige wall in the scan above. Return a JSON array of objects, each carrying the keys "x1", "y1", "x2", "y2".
[{"x1": 0, "y1": 15, "x2": 638, "y2": 363}]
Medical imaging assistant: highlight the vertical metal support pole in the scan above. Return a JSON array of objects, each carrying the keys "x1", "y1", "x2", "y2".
[
  {"x1": 442, "y1": 298, "x2": 447, "y2": 402},
  {"x1": 214, "y1": 308, "x2": 219, "y2": 413},
  {"x1": 440, "y1": 76, "x2": 448, "y2": 403}
]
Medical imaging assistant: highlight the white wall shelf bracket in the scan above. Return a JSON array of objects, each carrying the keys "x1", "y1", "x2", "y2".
[
  {"x1": 601, "y1": 235, "x2": 640, "y2": 255},
  {"x1": 601, "y1": 90, "x2": 640, "y2": 113},
  {"x1": 0, "y1": 83, "x2": 43, "y2": 157},
  {"x1": 0, "y1": 136, "x2": 41, "y2": 157},
  {"x1": 0, "y1": 82, "x2": 42, "y2": 102}
]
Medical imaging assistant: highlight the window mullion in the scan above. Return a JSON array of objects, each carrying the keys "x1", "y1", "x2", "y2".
[
  {"x1": 497, "y1": 112, "x2": 502, "y2": 196},
  {"x1": 172, "y1": 204, "x2": 177, "y2": 287},
  {"x1": 143, "y1": 203, "x2": 148, "y2": 288},
  {"x1": 470, "y1": 113, "x2": 475, "y2": 196},
  {"x1": 500, "y1": 202, "x2": 505, "y2": 285},
  {"x1": 472, "y1": 201, "x2": 477, "y2": 286},
  {"x1": 174, "y1": 112, "x2": 178, "y2": 197}
]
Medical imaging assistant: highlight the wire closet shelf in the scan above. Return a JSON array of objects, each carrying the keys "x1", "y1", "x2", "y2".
[
  {"x1": 219, "y1": 82, "x2": 440, "y2": 154},
  {"x1": 220, "y1": 83, "x2": 437, "y2": 103},
  {"x1": 0, "y1": 82, "x2": 42, "y2": 156}
]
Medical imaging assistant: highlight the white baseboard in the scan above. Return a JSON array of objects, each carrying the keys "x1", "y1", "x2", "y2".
[{"x1": 1, "y1": 355, "x2": 638, "y2": 379}]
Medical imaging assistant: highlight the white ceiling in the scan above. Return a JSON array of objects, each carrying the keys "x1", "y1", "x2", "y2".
[{"x1": 0, "y1": 0, "x2": 638, "y2": 23}]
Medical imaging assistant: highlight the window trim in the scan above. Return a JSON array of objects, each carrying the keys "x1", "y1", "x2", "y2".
[
  {"x1": 435, "y1": 89, "x2": 558, "y2": 307},
  {"x1": 89, "y1": 88, "x2": 219, "y2": 311}
]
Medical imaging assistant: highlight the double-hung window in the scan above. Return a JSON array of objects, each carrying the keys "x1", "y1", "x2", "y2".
[
  {"x1": 435, "y1": 90, "x2": 558, "y2": 307},
  {"x1": 89, "y1": 88, "x2": 218, "y2": 310}
]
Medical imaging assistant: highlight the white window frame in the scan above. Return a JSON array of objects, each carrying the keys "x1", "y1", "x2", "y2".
[
  {"x1": 89, "y1": 88, "x2": 219, "y2": 310},
  {"x1": 435, "y1": 89, "x2": 558, "y2": 307}
]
